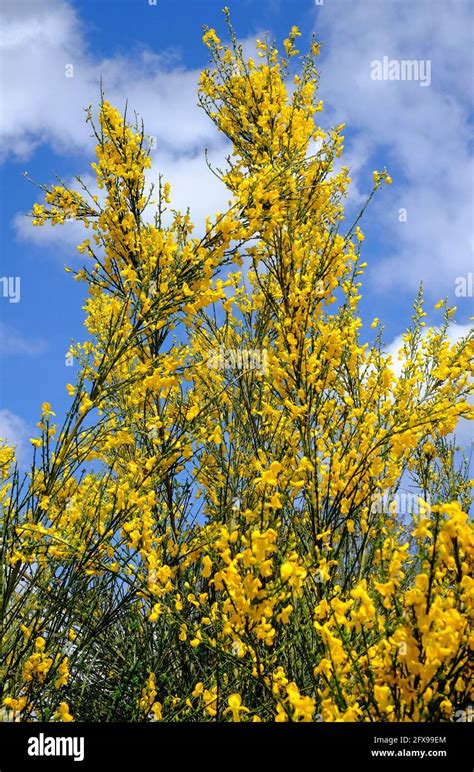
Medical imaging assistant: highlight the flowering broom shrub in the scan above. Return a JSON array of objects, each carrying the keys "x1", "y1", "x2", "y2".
[{"x1": 1, "y1": 15, "x2": 473, "y2": 723}]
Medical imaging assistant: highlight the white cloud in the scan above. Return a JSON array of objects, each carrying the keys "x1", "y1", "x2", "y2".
[
  {"x1": 152, "y1": 145, "x2": 230, "y2": 231},
  {"x1": 316, "y1": 0, "x2": 474, "y2": 298},
  {"x1": 0, "y1": 0, "x2": 89, "y2": 158},
  {"x1": 0, "y1": 0, "x2": 223, "y2": 161},
  {"x1": 0, "y1": 322, "x2": 47, "y2": 356},
  {"x1": 0, "y1": 408, "x2": 31, "y2": 464}
]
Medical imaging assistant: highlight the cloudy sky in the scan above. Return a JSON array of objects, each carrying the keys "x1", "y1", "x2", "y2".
[{"x1": 0, "y1": 0, "x2": 472, "y2": 461}]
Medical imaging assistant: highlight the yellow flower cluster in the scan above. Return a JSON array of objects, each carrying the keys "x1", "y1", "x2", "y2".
[{"x1": 138, "y1": 673, "x2": 163, "y2": 721}]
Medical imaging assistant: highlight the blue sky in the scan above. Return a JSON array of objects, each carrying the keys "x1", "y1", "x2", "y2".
[{"x1": 0, "y1": 0, "x2": 473, "y2": 462}]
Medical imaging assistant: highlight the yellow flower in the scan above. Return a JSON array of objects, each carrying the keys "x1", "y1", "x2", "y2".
[
  {"x1": 223, "y1": 693, "x2": 249, "y2": 722},
  {"x1": 3, "y1": 696, "x2": 27, "y2": 713},
  {"x1": 277, "y1": 604, "x2": 293, "y2": 624},
  {"x1": 54, "y1": 657, "x2": 70, "y2": 689},
  {"x1": 374, "y1": 685, "x2": 393, "y2": 714},
  {"x1": 280, "y1": 561, "x2": 294, "y2": 582},
  {"x1": 56, "y1": 702, "x2": 73, "y2": 722},
  {"x1": 201, "y1": 555, "x2": 213, "y2": 578},
  {"x1": 192, "y1": 682, "x2": 204, "y2": 698},
  {"x1": 256, "y1": 461, "x2": 282, "y2": 487},
  {"x1": 439, "y1": 699, "x2": 452, "y2": 717},
  {"x1": 203, "y1": 688, "x2": 218, "y2": 717},
  {"x1": 149, "y1": 603, "x2": 162, "y2": 622},
  {"x1": 203, "y1": 29, "x2": 221, "y2": 47},
  {"x1": 209, "y1": 425, "x2": 222, "y2": 444},
  {"x1": 185, "y1": 405, "x2": 199, "y2": 421},
  {"x1": 269, "y1": 492, "x2": 283, "y2": 509}
]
